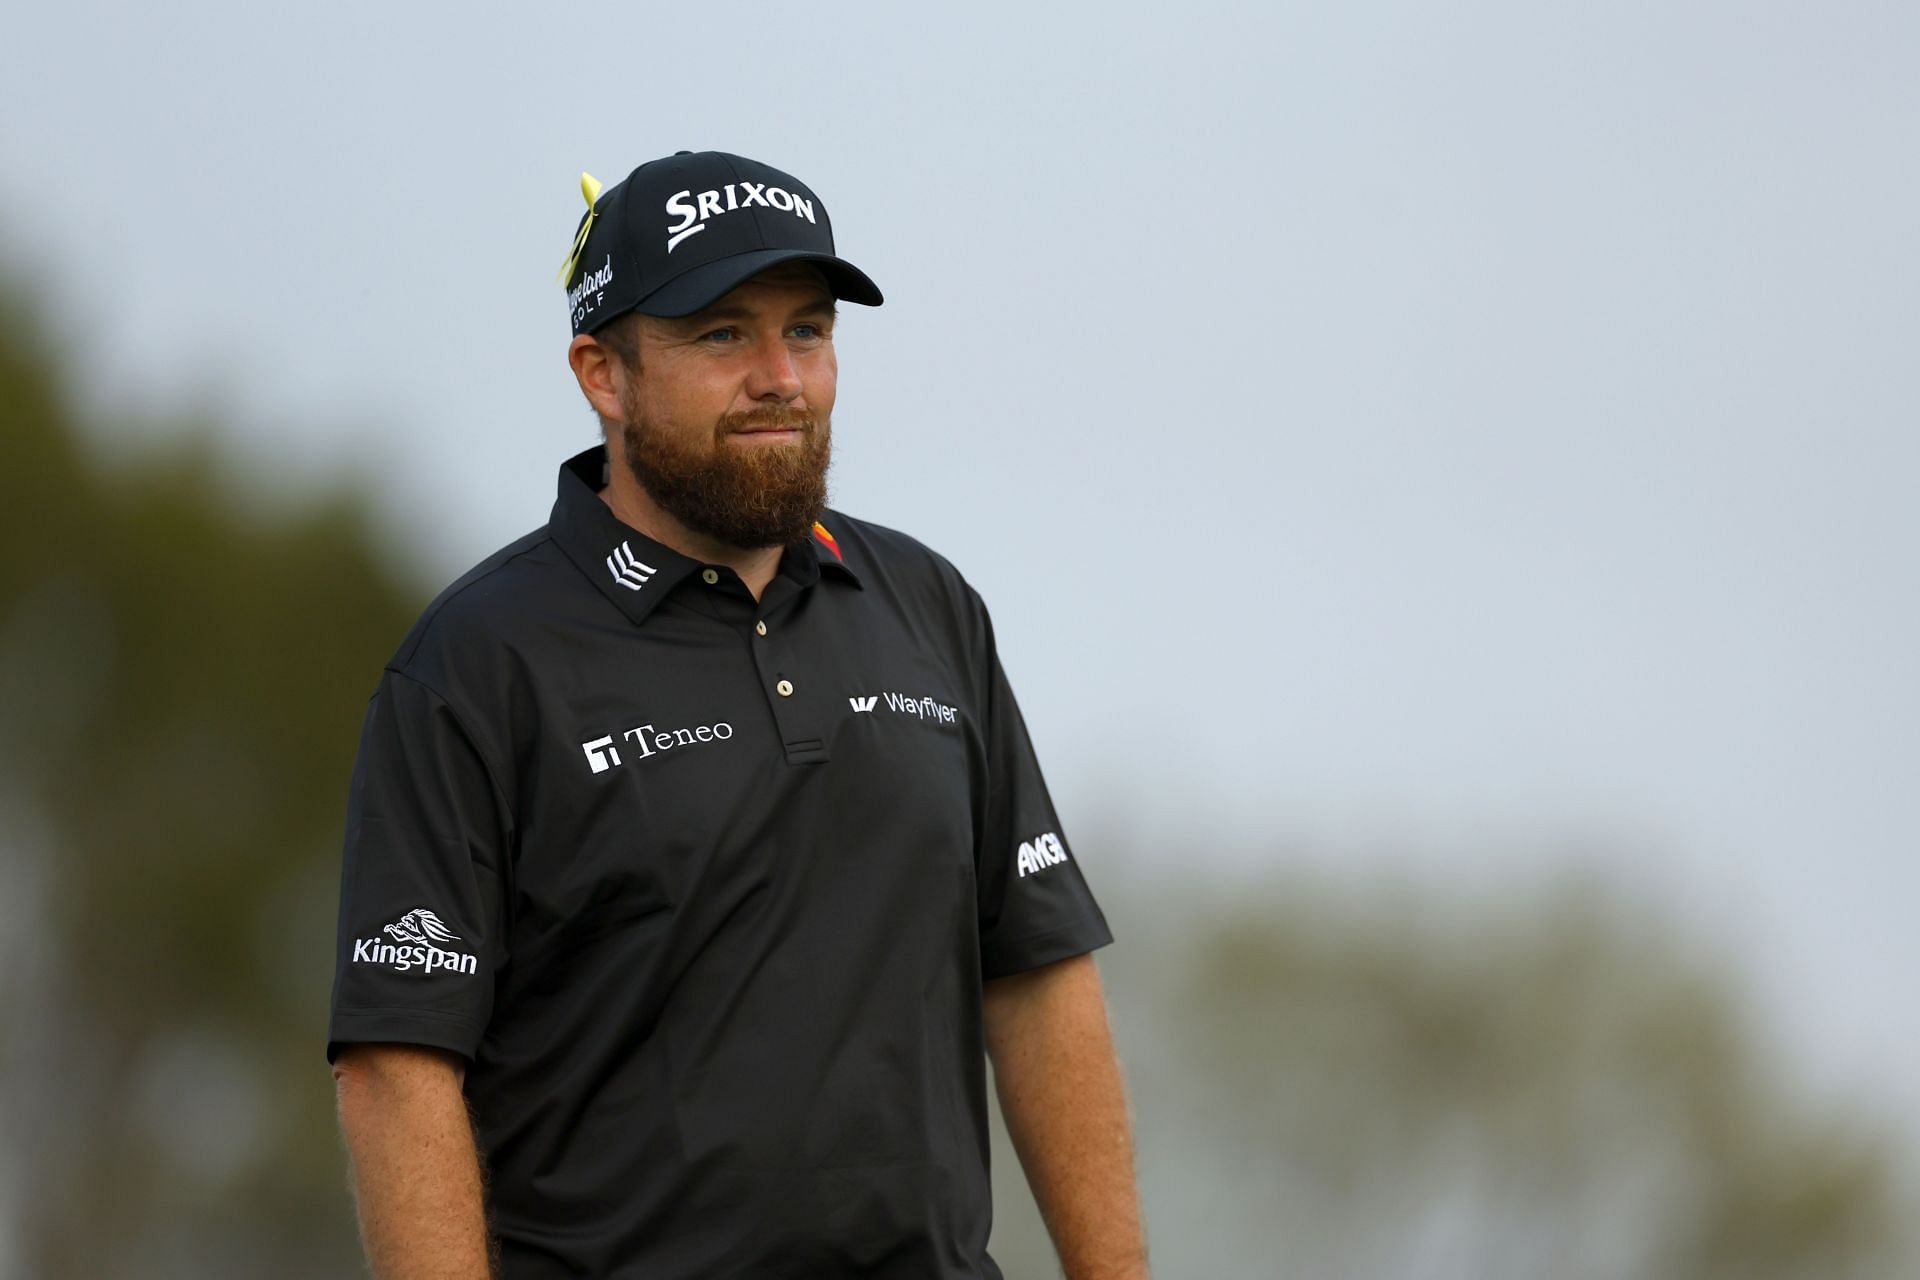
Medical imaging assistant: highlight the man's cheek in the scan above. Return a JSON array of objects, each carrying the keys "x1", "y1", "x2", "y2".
[{"x1": 805, "y1": 354, "x2": 838, "y2": 410}]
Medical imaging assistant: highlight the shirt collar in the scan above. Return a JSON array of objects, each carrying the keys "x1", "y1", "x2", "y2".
[
  {"x1": 807, "y1": 517, "x2": 863, "y2": 589},
  {"x1": 549, "y1": 447, "x2": 699, "y2": 626},
  {"x1": 549, "y1": 446, "x2": 860, "y2": 627}
]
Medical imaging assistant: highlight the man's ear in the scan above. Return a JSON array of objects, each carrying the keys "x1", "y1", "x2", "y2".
[{"x1": 568, "y1": 334, "x2": 625, "y2": 421}]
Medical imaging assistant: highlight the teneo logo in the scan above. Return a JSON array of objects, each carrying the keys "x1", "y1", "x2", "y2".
[
  {"x1": 1016, "y1": 831, "x2": 1070, "y2": 878},
  {"x1": 582, "y1": 734, "x2": 622, "y2": 773},
  {"x1": 606, "y1": 541, "x2": 656, "y2": 592},
  {"x1": 664, "y1": 182, "x2": 817, "y2": 253},
  {"x1": 351, "y1": 908, "x2": 478, "y2": 975},
  {"x1": 581, "y1": 718, "x2": 735, "y2": 773}
]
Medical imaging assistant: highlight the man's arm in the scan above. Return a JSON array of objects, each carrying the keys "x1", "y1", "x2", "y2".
[
  {"x1": 983, "y1": 953, "x2": 1148, "y2": 1280},
  {"x1": 333, "y1": 1043, "x2": 494, "y2": 1280}
]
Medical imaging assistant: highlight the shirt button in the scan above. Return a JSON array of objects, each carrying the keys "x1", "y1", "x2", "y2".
[
  {"x1": 776, "y1": 679, "x2": 794, "y2": 697},
  {"x1": 701, "y1": 568, "x2": 720, "y2": 585},
  {"x1": 755, "y1": 621, "x2": 768, "y2": 636}
]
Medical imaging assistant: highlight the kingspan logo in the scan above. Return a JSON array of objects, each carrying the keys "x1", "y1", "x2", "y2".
[{"x1": 351, "y1": 908, "x2": 478, "y2": 976}]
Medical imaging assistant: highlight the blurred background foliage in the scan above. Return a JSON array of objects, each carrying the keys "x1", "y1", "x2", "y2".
[{"x1": 0, "y1": 276, "x2": 1912, "y2": 1278}]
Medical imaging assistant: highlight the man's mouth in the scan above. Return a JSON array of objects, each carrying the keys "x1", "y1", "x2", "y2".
[{"x1": 726, "y1": 415, "x2": 811, "y2": 442}]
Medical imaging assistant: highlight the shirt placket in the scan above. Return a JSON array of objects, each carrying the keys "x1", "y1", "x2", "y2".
[{"x1": 750, "y1": 570, "x2": 831, "y2": 765}]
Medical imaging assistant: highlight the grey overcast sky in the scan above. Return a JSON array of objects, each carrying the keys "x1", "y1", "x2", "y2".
[{"x1": 5, "y1": 1, "x2": 1916, "y2": 1134}]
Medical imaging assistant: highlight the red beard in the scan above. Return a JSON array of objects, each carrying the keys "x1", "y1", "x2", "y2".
[{"x1": 617, "y1": 397, "x2": 832, "y2": 550}]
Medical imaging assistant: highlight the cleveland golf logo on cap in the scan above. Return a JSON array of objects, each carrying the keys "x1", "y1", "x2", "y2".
[
  {"x1": 663, "y1": 180, "x2": 819, "y2": 253},
  {"x1": 568, "y1": 254, "x2": 615, "y2": 318}
]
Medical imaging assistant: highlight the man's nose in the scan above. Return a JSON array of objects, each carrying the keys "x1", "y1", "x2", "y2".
[{"x1": 745, "y1": 340, "x2": 803, "y2": 402}]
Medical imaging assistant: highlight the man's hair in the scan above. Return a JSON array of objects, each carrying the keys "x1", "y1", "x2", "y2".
[
  {"x1": 595, "y1": 312, "x2": 644, "y2": 373},
  {"x1": 586, "y1": 314, "x2": 643, "y2": 438}
]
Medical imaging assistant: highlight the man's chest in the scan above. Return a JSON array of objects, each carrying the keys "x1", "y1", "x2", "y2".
[{"x1": 497, "y1": 596, "x2": 983, "y2": 958}]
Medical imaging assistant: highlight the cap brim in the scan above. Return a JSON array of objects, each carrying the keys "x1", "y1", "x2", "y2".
[{"x1": 634, "y1": 249, "x2": 884, "y2": 318}]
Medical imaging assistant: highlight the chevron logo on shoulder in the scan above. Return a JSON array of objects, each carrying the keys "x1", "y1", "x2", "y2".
[{"x1": 606, "y1": 541, "x2": 656, "y2": 592}]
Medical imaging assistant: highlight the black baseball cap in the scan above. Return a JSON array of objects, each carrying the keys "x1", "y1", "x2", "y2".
[{"x1": 560, "y1": 150, "x2": 883, "y2": 336}]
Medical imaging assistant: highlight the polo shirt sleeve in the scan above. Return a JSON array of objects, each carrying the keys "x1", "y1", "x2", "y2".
[
  {"x1": 972, "y1": 603, "x2": 1114, "y2": 980},
  {"x1": 327, "y1": 668, "x2": 509, "y2": 1064}
]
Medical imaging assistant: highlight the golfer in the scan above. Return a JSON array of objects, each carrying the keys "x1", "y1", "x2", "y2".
[{"x1": 328, "y1": 149, "x2": 1146, "y2": 1279}]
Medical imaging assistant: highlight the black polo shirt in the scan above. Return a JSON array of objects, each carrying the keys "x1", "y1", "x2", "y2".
[{"x1": 327, "y1": 446, "x2": 1112, "y2": 1278}]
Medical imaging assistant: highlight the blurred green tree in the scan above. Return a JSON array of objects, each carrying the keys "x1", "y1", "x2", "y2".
[
  {"x1": 0, "y1": 280, "x2": 422, "y2": 1277},
  {"x1": 988, "y1": 882, "x2": 1913, "y2": 1279}
]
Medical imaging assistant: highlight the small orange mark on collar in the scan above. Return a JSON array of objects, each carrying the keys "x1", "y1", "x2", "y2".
[{"x1": 811, "y1": 521, "x2": 843, "y2": 561}]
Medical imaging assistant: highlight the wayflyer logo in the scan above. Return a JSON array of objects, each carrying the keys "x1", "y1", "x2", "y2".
[
  {"x1": 847, "y1": 690, "x2": 958, "y2": 725},
  {"x1": 351, "y1": 908, "x2": 478, "y2": 976}
]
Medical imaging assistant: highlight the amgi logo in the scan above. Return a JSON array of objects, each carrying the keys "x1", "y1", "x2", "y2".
[{"x1": 1016, "y1": 831, "x2": 1070, "y2": 879}]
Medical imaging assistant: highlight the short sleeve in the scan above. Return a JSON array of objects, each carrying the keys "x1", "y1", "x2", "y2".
[
  {"x1": 327, "y1": 669, "x2": 509, "y2": 1063},
  {"x1": 972, "y1": 604, "x2": 1113, "y2": 979}
]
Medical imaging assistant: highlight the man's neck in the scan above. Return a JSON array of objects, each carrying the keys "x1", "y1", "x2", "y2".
[{"x1": 598, "y1": 458, "x2": 784, "y2": 603}]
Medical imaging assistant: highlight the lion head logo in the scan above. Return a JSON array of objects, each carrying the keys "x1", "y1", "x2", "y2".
[{"x1": 383, "y1": 908, "x2": 462, "y2": 947}]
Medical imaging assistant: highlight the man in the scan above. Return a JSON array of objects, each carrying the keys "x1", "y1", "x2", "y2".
[{"x1": 328, "y1": 150, "x2": 1146, "y2": 1279}]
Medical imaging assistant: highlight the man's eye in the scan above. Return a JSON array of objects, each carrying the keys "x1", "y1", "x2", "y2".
[
  {"x1": 702, "y1": 327, "x2": 737, "y2": 343},
  {"x1": 791, "y1": 323, "x2": 828, "y2": 340}
]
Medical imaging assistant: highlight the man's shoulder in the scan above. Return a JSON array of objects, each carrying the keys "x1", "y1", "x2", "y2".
[
  {"x1": 821, "y1": 509, "x2": 975, "y2": 600},
  {"x1": 384, "y1": 524, "x2": 569, "y2": 687},
  {"x1": 820, "y1": 509, "x2": 997, "y2": 655}
]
